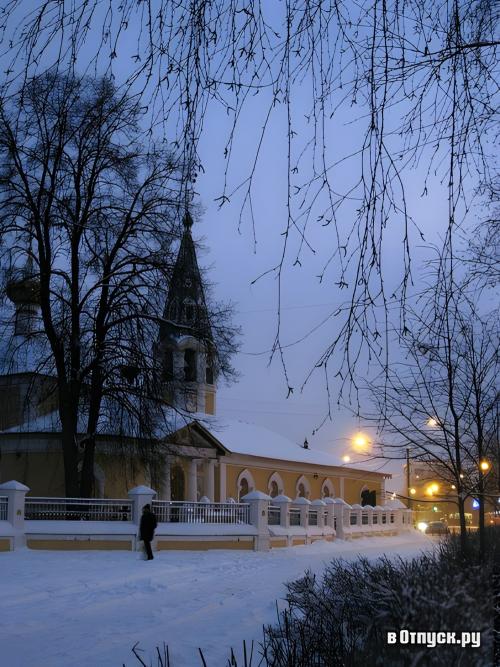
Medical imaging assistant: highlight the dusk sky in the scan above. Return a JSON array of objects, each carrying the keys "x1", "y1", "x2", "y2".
[{"x1": 1, "y1": 1, "x2": 486, "y2": 491}]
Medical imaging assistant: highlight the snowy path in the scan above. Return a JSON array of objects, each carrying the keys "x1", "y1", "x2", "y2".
[{"x1": 0, "y1": 533, "x2": 433, "y2": 667}]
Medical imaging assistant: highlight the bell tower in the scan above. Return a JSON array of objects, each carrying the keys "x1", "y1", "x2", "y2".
[
  {"x1": 5, "y1": 259, "x2": 41, "y2": 337},
  {"x1": 157, "y1": 210, "x2": 217, "y2": 415}
]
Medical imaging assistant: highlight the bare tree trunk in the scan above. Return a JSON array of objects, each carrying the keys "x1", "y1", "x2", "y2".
[
  {"x1": 59, "y1": 393, "x2": 80, "y2": 497},
  {"x1": 478, "y1": 473, "x2": 485, "y2": 560},
  {"x1": 457, "y1": 494, "x2": 468, "y2": 555},
  {"x1": 79, "y1": 438, "x2": 96, "y2": 498}
]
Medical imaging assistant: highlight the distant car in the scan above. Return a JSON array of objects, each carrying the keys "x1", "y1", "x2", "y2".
[{"x1": 425, "y1": 521, "x2": 449, "y2": 535}]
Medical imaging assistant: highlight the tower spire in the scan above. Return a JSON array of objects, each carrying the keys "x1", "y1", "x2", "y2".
[{"x1": 156, "y1": 209, "x2": 217, "y2": 415}]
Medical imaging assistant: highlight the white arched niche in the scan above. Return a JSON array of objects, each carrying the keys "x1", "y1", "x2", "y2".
[
  {"x1": 237, "y1": 469, "x2": 256, "y2": 501},
  {"x1": 295, "y1": 475, "x2": 311, "y2": 499},
  {"x1": 321, "y1": 478, "x2": 335, "y2": 498},
  {"x1": 268, "y1": 472, "x2": 284, "y2": 498}
]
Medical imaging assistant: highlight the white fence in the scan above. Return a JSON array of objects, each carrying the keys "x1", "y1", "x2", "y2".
[
  {"x1": 0, "y1": 481, "x2": 413, "y2": 551},
  {"x1": 152, "y1": 500, "x2": 249, "y2": 525},
  {"x1": 25, "y1": 497, "x2": 133, "y2": 522}
]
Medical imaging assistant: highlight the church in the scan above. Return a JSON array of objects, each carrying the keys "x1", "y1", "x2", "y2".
[{"x1": 0, "y1": 213, "x2": 389, "y2": 506}]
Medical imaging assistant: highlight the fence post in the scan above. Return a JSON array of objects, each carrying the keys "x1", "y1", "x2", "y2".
[
  {"x1": 242, "y1": 490, "x2": 271, "y2": 552},
  {"x1": 373, "y1": 505, "x2": 383, "y2": 530},
  {"x1": 128, "y1": 485, "x2": 156, "y2": 549},
  {"x1": 292, "y1": 496, "x2": 311, "y2": 528},
  {"x1": 323, "y1": 497, "x2": 336, "y2": 530},
  {"x1": 332, "y1": 498, "x2": 350, "y2": 539},
  {"x1": 0, "y1": 480, "x2": 29, "y2": 549},
  {"x1": 311, "y1": 499, "x2": 326, "y2": 528},
  {"x1": 273, "y1": 494, "x2": 291, "y2": 528}
]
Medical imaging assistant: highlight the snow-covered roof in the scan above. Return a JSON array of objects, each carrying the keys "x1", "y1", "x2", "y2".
[
  {"x1": 196, "y1": 417, "x2": 386, "y2": 476},
  {"x1": 0, "y1": 393, "x2": 388, "y2": 480}
]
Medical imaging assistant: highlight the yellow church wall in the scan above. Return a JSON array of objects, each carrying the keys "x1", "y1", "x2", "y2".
[
  {"x1": 27, "y1": 538, "x2": 133, "y2": 550},
  {"x1": 95, "y1": 454, "x2": 148, "y2": 499},
  {"x1": 343, "y1": 477, "x2": 383, "y2": 505},
  {"x1": 224, "y1": 458, "x2": 386, "y2": 503},
  {"x1": 0, "y1": 538, "x2": 11, "y2": 551},
  {"x1": 0, "y1": 451, "x2": 65, "y2": 496},
  {"x1": 156, "y1": 536, "x2": 253, "y2": 551}
]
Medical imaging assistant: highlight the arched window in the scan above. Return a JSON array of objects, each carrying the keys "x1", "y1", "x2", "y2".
[
  {"x1": 205, "y1": 361, "x2": 214, "y2": 385},
  {"x1": 171, "y1": 464, "x2": 185, "y2": 501},
  {"x1": 268, "y1": 472, "x2": 284, "y2": 498},
  {"x1": 238, "y1": 477, "x2": 249, "y2": 501},
  {"x1": 168, "y1": 298, "x2": 179, "y2": 322},
  {"x1": 296, "y1": 475, "x2": 311, "y2": 499},
  {"x1": 162, "y1": 349, "x2": 174, "y2": 382},
  {"x1": 237, "y1": 469, "x2": 255, "y2": 501},
  {"x1": 184, "y1": 349, "x2": 197, "y2": 381},
  {"x1": 183, "y1": 298, "x2": 196, "y2": 324},
  {"x1": 322, "y1": 478, "x2": 335, "y2": 498}
]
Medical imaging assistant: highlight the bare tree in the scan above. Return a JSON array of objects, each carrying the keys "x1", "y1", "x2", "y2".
[
  {"x1": 0, "y1": 72, "x2": 238, "y2": 497},
  {"x1": 363, "y1": 271, "x2": 499, "y2": 554},
  {"x1": 0, "y1": 1, "x2": 497, "y2": 391},
  {"x1": 464, "y1": 179, "x2": 500, "y2": 289}
]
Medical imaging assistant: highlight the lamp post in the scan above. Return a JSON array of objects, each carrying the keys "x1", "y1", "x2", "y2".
[{"x1": 406, "y1": 447, "x2": 412, "y2": 510}]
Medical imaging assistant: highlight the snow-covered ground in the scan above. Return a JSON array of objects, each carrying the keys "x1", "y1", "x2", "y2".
[{"x1": 1, "y1": 533, "x2": 433, "y2": 667}]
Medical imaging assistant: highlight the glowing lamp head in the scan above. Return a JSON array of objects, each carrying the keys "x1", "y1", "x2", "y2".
[
  {"x1": 410, "y1": 488, "x2": 416, "y2": 495},
  {"x1": 427, "y1": 417, "x2": 438, "y2": 427},
  {"x1": 426, "y1": 482, "x2": 439, "y2": 496},
  {"x1": 342, "y1": 455, "x2": 351, "y2": 463},
  {"x1": 451, "y1": 484, "x2": 456, "y2": 490},
  {"x1": 352, "y1": 433, "x2": 369, "y2": 450},
  {"x1": 480, "y1": 460, "x2": 490, "y2": 472}
]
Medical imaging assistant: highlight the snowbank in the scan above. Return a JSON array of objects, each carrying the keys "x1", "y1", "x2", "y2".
[{"x1": 0, "y1": 532, "x2": 432, "y2": 667}]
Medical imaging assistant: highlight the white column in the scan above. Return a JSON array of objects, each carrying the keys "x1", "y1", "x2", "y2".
[
  {"x1": 219, "y1": 461, "x2": 227, "y2": 501},
  {"x1": 205, "y1": 459, "x2": 215, "y2": 501},
  {"x1": 163, "y1": 458, "x2": 172, "y2": 501},
  {"x1": 188, "y1": 459, "x2": 198, "y2": 501},
  {"x1": 339, "y1": 477, "x2": 345, "y2": 499}
]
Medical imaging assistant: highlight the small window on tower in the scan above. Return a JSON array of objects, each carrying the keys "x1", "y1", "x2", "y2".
[
  {"x1": 183, "y1": 299, "x2": 196, "y2": 323},
  {"x1": 184, "y1": 349, "x2": 197, "y2": 382},
  {"x1": 206, "y1": 361, "x2": 214, "y2": 385},
  {"x1": 168, "y1": 298, "x2": 178, "y2": 321},
  {"x1": 162, "y1": 349, "x2": 174, "y2": 382}
]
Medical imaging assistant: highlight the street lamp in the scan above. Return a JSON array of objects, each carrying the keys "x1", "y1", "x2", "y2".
[
  {"x1": 352, "y1": 433, "x2": 370, "y2": 452},
  {"x1": 479, "y1": 460, "x2": 490, "y2": 472}
]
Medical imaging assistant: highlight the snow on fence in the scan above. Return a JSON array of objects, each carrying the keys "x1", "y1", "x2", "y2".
[
  {"x1": 24, "y1": 497, "x2": 133, "y2": 522},
  {"x1": 0, "y1": 496, "x2": 7, "y2": 521},
  {"x1": 151, "y1": 500, "x2": 250, "y2": 525}
]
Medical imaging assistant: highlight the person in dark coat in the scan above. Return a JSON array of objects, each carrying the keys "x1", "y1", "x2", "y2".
[{"x1": 139, "y1": 504, "x2": 157, "y2": 560}]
